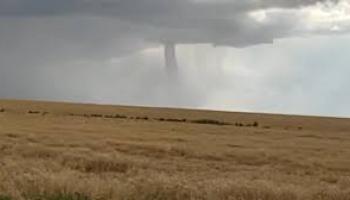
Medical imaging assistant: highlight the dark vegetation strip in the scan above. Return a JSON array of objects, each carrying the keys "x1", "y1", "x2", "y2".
[
  {"x1": 27, "y1": 192, "x2": 91, "y2": 200},
  {"x1": 28, "y1": 110, "x2": 41, "y2": 114},
  {"x1": 16, "y1": 108, "x2": 264, "y2": 128},
  {"x1": 2, "y1": 108, "x2": 306, "y2": 129},
  {"x1": 104, "y1": 114, "x2": 128, "y2": 119},
  {"x1": 191, "y1": 119, "x2": 232, "y2": 126}
]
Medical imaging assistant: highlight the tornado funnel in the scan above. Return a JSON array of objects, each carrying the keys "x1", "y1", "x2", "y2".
[{"x1": 164, "y1": 42, "x2": 178, "y2": 77}]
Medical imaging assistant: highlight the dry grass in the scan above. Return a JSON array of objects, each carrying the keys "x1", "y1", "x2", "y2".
[{"x1": 0, "y1": 100, "x2": 350, "y2": 200}]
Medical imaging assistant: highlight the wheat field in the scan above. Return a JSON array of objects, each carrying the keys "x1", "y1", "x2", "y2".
[{"x1": 0, "y1": 99, "x2": 349, "y2": 200}]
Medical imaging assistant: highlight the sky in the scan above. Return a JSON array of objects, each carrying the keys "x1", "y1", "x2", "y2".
[{"x1": 0, "y1": 0, "x2": 350, "y2": 117}]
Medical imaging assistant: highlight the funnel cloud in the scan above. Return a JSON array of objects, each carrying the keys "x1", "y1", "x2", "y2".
[{"x1": 164, "y1": 42, "x2": 178, "y2": 75}]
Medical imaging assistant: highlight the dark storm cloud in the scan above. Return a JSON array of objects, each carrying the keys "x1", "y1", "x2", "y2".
[
  {"x1": 0, "y1": 0, "x2": 337, "y2": 16},
  {"x1": 0, "y1": 0, "x2": 340, "y2": 47}
]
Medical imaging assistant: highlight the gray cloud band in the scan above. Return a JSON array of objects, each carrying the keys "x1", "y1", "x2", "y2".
[
  {"x1": 0, "y1": 0, "x2": 341, "y2": 45},
  {"x1": 0, "y1": 0, "x2": 344, "y2": 72},
  {"x1": 0, "y1": 0, "x2": 337, "y2": 16}
]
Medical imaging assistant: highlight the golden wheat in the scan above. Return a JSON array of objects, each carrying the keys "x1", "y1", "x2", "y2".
[{"x1": 0, "y1": 100, "x2": 349, "y2": 200}]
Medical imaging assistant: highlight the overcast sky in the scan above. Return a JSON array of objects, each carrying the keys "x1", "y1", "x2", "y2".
[{"x1": 0, "y1": 0, "x2": 350, "y2": 117}]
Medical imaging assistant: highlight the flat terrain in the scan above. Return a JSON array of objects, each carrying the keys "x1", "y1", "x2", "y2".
[{"x1": 0, "y1": 100, "x2": 350, "y2": 200}]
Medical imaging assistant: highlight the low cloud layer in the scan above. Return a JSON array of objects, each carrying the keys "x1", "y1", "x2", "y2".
[{"x1": 0, "y1": 0, "x2": 346, "y2": 47}]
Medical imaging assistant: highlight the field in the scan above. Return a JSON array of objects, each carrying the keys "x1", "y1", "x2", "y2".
[{"x1": 0, "y1": 99, "x2": 350, "y2": 200}]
